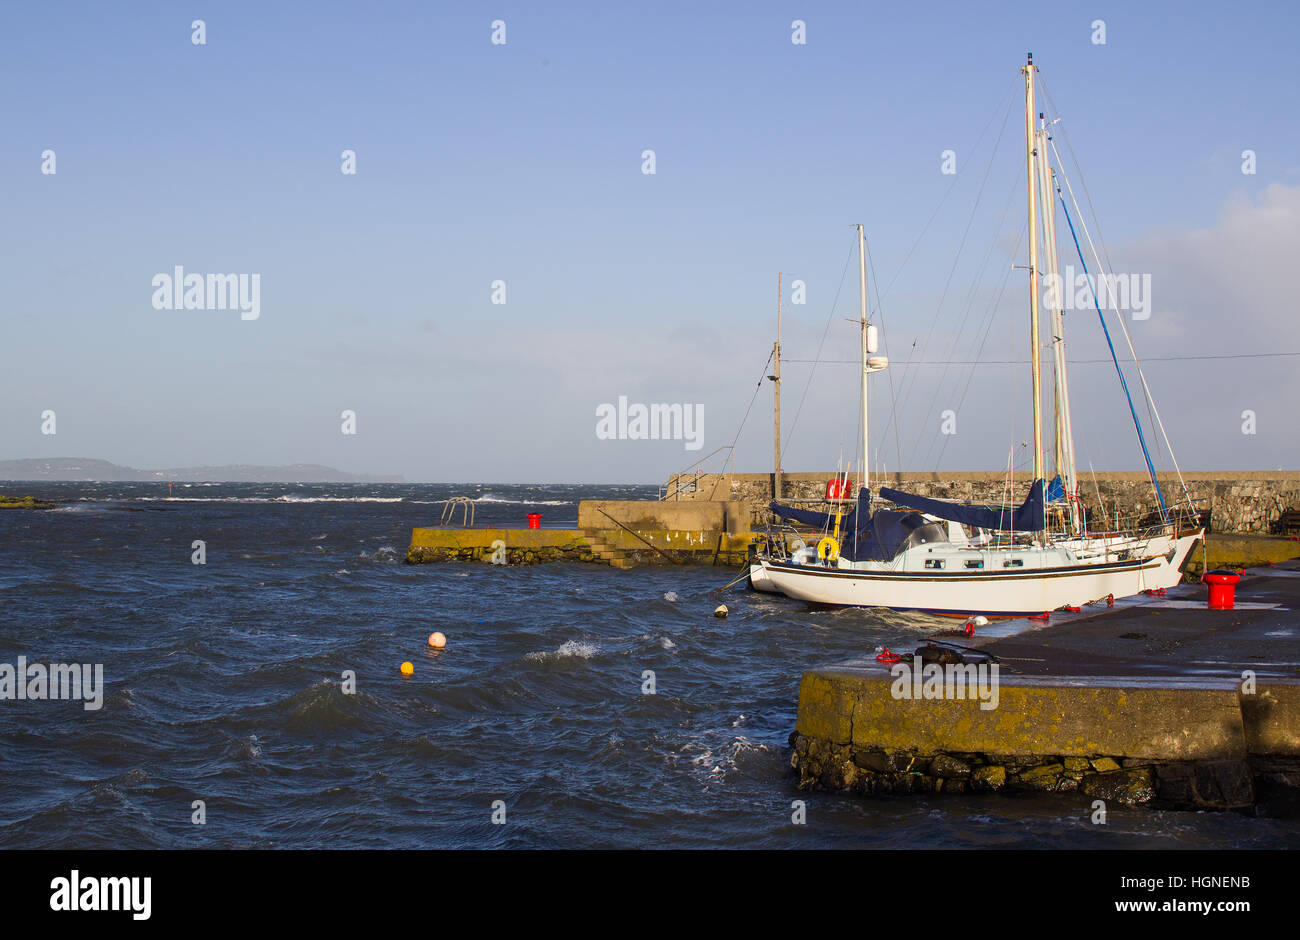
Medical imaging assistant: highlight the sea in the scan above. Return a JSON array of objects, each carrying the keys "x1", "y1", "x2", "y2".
[{"x1": 1, "y1": 482, "x2": 1295, "y2": 849}]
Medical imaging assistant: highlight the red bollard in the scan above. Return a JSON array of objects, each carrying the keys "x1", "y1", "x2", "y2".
[
  {"x1": 1203, "y1": 569, "x2": 1242, "y2": 609},
  {"x1": 526, "y1": 513, "x2": 541, "y2": 529}
]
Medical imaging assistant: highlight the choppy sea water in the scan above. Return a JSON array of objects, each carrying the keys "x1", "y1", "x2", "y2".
[{"x1": 1, "y1": 482, "x2": 1296, "y2": 849}]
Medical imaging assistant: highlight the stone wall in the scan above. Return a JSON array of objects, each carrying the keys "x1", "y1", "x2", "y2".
[
  {"x1": 665, "y1": 470, "x2": 1300, "y2": 534},
  {"x1": 787, "y1": 731, "x2": 1278, "y2": 811}
]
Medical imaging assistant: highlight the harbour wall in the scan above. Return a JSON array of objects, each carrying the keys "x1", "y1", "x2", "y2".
[
  {"x1": 407, "y1": 515, "x2": 754, "y2": 568},
  {"x1": 665, "y1": 470, "x2": 1300, "y2": 535}
]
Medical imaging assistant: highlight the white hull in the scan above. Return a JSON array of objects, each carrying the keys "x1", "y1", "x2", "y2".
[
  {"x1": 758, "y1": 531, "x2": 1201, "y2": 615},
  {"x1": 748, "y1": 561, "x2": 781, "y2": 593}
]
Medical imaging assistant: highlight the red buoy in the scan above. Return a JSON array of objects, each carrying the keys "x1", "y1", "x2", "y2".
[{"x1": 526, "y1": 513, "x2": 541, "y2": 529}]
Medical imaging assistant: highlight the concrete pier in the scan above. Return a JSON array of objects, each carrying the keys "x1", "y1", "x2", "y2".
[
  {"x1": 791, "y1": 559, "x2": 1300, "y2": 811},
  {"x1": 406, "y1": 499, "x2": 761, "y2": 568}
]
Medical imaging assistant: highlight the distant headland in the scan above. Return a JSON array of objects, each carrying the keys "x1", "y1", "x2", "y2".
[{"x1": 0, "y1": 458, "x2": 403, "y2": 484}]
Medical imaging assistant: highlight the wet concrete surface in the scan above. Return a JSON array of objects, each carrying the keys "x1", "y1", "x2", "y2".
[{"x1": 931, "y1": 560, "x2": 1300, "y2": 683}]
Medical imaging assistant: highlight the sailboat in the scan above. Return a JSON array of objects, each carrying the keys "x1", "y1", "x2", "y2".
[{"x1": 750, "y1": 54, "x2": 1203, "y2": 615}]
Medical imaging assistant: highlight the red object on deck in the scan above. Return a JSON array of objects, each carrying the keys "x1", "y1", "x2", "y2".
[
  {"x1": 825, "y1": 478, "x2": 847, "y2": 500},
  {"x1": 1204, "y1": 570, "x2": 1242, "y2": 609},
  {"x1": 526, "y1": 513, "x2": 541, "y2": 529}
]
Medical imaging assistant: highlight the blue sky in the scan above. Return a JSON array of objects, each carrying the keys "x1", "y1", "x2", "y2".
[{"x1": 3, "y1": 1, "x2": 1297, "y2": 481}]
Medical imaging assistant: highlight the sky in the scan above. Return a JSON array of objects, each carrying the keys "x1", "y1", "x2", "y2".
[{"x1": 2, "y1": 0, "x2": 1297, "y2": 482}]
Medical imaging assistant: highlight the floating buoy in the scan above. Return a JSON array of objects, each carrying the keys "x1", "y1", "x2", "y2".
[
  {"x1": 400, "y1": 661, "x2": 414, "y2": 676},
  {"x1": 876, "y1": 648, "x2": 903, "y2": 664},
  {"x1": 714, "y1": 604, "x2": 728, "y2": 619},
  {"x1": 964, "y1": 620, "x2": 975, "y2": 636},
  {"x1": 1029, "y1": 612, "x2": 1050, "y2": 622},
  {"x1": 1106, "y1": 593, "x2": 1115, "y2": 608},
  {"x1": 428, "y1": 632, "x2": 447, "y2": 648}
]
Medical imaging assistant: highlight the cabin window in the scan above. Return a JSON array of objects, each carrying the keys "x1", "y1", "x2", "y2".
[
  {"x1": 1003, "y1": 558, "x2": 1024, "y2": 568},
  {"x1": 965, "y1": 559, "x2": 984, "y2": 569},
  {"x1": 924, "y1": 559, "x2": 945, "y2": 570}
]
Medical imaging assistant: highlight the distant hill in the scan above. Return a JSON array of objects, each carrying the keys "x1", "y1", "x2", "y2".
[{"x1": 0, "y1": 458, "x2": 403, "y2": 484}]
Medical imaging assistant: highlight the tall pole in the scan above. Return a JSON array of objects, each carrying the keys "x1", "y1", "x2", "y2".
[
  {"x1": 857, "y1": 224, "x2": 869, "y2": 494},
  {"x1": 1023, "y1": 53, "x2": 1044, "y2": 485},
  {"x1": 773, "y1": 273, "x2": 782, "y2": 500},
  {"x1": 1038, "y1": 121, "x2": 1080, "y2": 534}
]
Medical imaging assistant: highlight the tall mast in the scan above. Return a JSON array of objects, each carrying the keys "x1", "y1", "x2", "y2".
[
  {"x1": 857, "y1": 224, "x2": 869, "y2": 494},
  {"x1": 1037, "y1": 116, "x2": 1079, "y2": 533},
  {"x1": 1022, "y1": 53, "x2": 1045, "y2": 485},
  {"x1": 773, "y1": 272, "x2": 782, "y2": 501}
]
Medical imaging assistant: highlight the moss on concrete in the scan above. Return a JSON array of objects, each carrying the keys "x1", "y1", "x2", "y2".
[{"x1": 0, "y1": 495, "x2": 55, "y2": 510}]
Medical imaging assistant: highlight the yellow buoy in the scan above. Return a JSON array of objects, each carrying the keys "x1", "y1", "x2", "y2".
[
  {"x1": 816, "y1": 536, "x2": 840, "y2": 562},
  {"x1": 714, "y1": 604, "x2": 728, "y2": 619},
  {"x1": 428, "y1": 632, "x2": 446, "y2": 649},
  {"x1": 400, "y1": 661, "x2": 414, "y2": 676}
]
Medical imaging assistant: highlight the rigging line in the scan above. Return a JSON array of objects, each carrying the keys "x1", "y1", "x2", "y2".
[
  {"x1": 1041, "y1": 98, "x2": 1164, "y2": 454},
  {"x1": 910, "y1": 158, "x2": 1027, "y2": 471},
  {"x1": 890, "y1": 91, "x2": 1018, "y2": 437},
  {"x1": 1058, "y1": 191, "x2": 1167, "y2": 518},
  {"x1": 933, "y1": 221, "x2": 1027, "y2": 469},
  {"x1": 781, "y1": 351, "x2": 1300, "y2": 364},
  {"x1": 781, "y1": 235, "x2": 857, "y2": 459},
  {"x1": 726, "y1": 349, "x2": 774, "y2": 476},
  {"x1": 1041, "y1": 77, "x2": 1181, "y2": 489},
  {"x1": 874, "y1": 79, "x2": 1020, "y2": 307},
  {"x1": 1047, "y1": 133, "x2": 1193, "y2": 512}
]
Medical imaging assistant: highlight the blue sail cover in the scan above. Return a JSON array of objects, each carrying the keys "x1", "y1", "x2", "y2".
[
  {"x1": 769, "y1": 487, "x2": 871, "y2": 533},
  {"x1": 877, "y1": 478, "x2": 1047, "y2": 532},
  {"x1": 769, "y1": 489, "x2": 938, "y2": 561},
  {"x1": 1047, "y1": 474, "x2": 1065, "y2": 502}
]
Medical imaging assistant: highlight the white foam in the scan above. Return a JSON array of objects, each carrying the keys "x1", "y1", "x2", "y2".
[
  {"x1": 473, "y1": 495, "x2": 572, "y2": 506},
  {"x1": 527, "y1": 640, "x2": 600, "y2": 661}
]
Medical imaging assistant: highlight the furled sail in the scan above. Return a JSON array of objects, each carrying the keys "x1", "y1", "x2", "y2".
[
  {"x1": 877, "y1": 479, "x2": 1047, "y2": 532},
  {"x1": 769, "y1": 487, "x2": 871, "y2": 533}
]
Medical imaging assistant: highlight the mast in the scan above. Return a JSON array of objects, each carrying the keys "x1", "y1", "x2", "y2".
[
  {"x1": 773, "y1": 272, "x2": 782, "y2": 501},
  {"x1": 1037, "y1": 116, "x2": 1079, "y2": 533},
  {"x1": 857, "y1": 224, "x2": 869, "y2": 494},
  {"x1": 1022, "y1": 53, "x2": 1045, "y2": 487}
]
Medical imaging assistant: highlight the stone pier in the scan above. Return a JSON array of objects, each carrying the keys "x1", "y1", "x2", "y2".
[{"x1": 790, "y1": 561, "x2": 1300, "y2": 812}]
